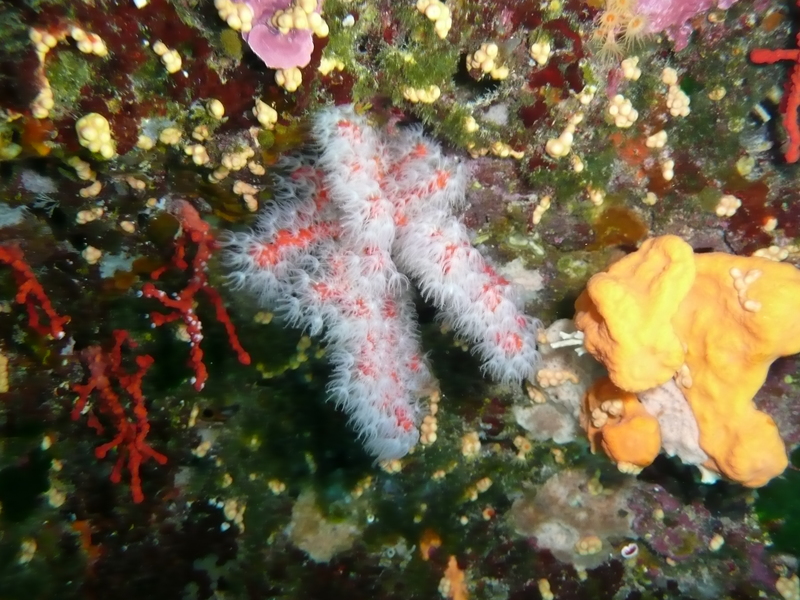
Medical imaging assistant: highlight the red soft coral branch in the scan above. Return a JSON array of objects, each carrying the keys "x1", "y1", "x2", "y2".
[
  {"x1": 72, "y1": 330, "x2": 167, "y2": 503},
  {"x1": 0, "y1": 244, "x2": 69, "y2": 338},
  {"x1": 141, "y1": 199, "x2": 250, "y2": 391},
  {"x1": 751, "y1": 5, "x2": 800, "y2": 164}
]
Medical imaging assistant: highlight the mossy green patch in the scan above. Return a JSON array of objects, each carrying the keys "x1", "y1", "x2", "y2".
[
  {"x1": 756, "y1": 447, "x2": 800, "y2": 557},
  {"x1": 46, "y1": 51, "x2": 97, "y2": 116},
  {"x1": 219, "y1": 28, "x2": 243, "y2": 61}
]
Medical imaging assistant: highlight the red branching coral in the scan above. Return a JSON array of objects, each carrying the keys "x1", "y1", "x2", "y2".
[
  {"x1": 0, "y1": 244, "x2": 68, "y2": 338},
  {"x1": 751, "y1": 3, "x2": 800, "y2": 163},
  {"x1": 142, "y1": 200, "x2": 250, "y2": 391},
  {"x1": 72, "y1": 330, "x2": 167, "y2": 503}
]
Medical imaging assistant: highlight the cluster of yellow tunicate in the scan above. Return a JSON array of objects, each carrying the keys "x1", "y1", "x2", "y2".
[
  {"x1": 214, "y1": 0, "x2": 254, "y2": 32},
  {"x1": 350, "y1": 475, "x2": 373, "y2": 499},
  {"x1": 752, "y1": 244, "x2": 797, "y2": 262},
  {"x1": 463, "y1": 115, "x2": 479, "y2": 133},
  {"x1": 76, "y1": 113, "x2": 116, "y2": 159},
  {"x1": 79, "y1": 181, "x2": 102, "y2": 198},
  {"x1": 545, "y1": 113, "x2": 583, "y2": 158},
  {"x1": 420, "y1": 415, "x2": 438, "y2": 445},
  {"x1": 708, "y1": 533, "x2": 725, "y2": 552},
  {"x1": 715, "y1": 193, "x2": 742, "y2": 218},
  {"x1": 29, "y1": 29, "x2": 59, "y2": 118},
  {"x1": 120, "y1": 220, "x2": 136, "y2": 233},
  {"x1": 30, "y1": 28, "x2": 60, "y2": 61},
  {"x1": 158, "y1": 127, "x2": 182, "y2": 146},
  {"x1": 466, "y1": 143, "x2": 488, "y2": 158},
  {"x1": 46, "y1": 477, "x2": 66, "y2": 508},
  {"x1": 464, "y1": 476, "x2": 492, "y2": 501},
  {"x1": 82, "y1": 245, "x2": 102, "y2": 265},
  {"x1": 776, "y1": 574, "x2": 799, "y2": 600},
  {"x1": 29, "y1": 27, "x2": 109, "y2": 119},
  {"x1": 531, "y1": 195, "x2": 551, "y2": 225},
  {"x1": 461, "y1": 431, "x2": 481, "y2": 458},
  {"x1": 271, "y1": 0, "x2": 329, "y2": 37},
  {"x1": 645, "y1": 129, "x2": 667, "y2": 149},
  {"x1": 232, "y1": 180, "x2": 258, "y2": 195},
  {"x1": 210, "y1": 167, "x2": 229, "y2": 182},
  {"x1": 589, "y1": 398, "x2": 623, "y2": 429},
  {"x1": 490, "y1": 141, "x2": 524, "y2": 159},
  {"x1": 574, "y1": 534, "x2": 603, "y2": 556},
  {"x1": 467, "y1": 43, "x2": 509, "y2": 80},
  {"x1": 661, "y1": 67, "x2": 678, "y2": 85},
  {"x1": 152, "y1": 41, "x2": 182, "y2": 74},
  {"x1": 222, "y1": 498, "x2": 247, "y2": 532},
  {"x1": 538, "y1": 579, "x2": 554, "y2": 600},
  {"x1": 536, "y1": 367, "x2": 579, "y2": 387},
  {"x1": 317, "y1": 56, "x2": 344, "y2": 75},
  {"x1": 661, "y1": 158, "x2": 674, "y2": 181},
  {"x1": 17, "y1": 539, "x2": 37, "y2": 565},
  {"x1": 529, "y1": 40, "x2": 552, "y2": 66},
  {"x1": 666, "y1": 84, "x2": 690, "y2": 117},
  {"x1": 253, "y1": 98, "x2": 278, "y2": 129},
  {"x1": 620, "y1": 56, "x2": 641, "y2": 80},
  {"x1": 207, "y1": 99, "x2": 225, "y2": 120},
  {"x1": 420, "y1": 389, "x2": 440, "y2": 446},
  {"x1": 380, "y1": 458, "x2": 403, "y2": 473},
  {"x1": 136, "y1": 134, "x2": 155, "y2": 150},
  {"x1": 577, "y1": 84, "x2": 597, "y2": 105},
  {"x1": 67, "y1": 156, "x2": 95, "y2": 181},
  {"x1": 248, "y1": 161, "x2": 266, "y2": 176},
  {"x1": 415, "y1": 0, "x2": 452, "y2": 39},
  {"x1": 276, "y1": 67, "x2": 302, "y2": 92},
  {"x1": 268, "y1": 479, "x2": 287, "y2": 494},
  {"x1": 31, "y1": 80, "x2": 54, "y2": 120},
  {"x1": 662, "y1": 67, "x2": 690, "y2": 117},
  {"x1": 233, "y1": 180, "x2": 260, "y2": 212},
  {"x1": 0, "y1": 352, "x2": 8, "y2": 393},
  {"x1": 587, "y1": 187, "x2": 605, "y2": 207},
  {"x1": 642, "y1": 191, "x2": 658, "y2": 206},
  {"x1": 192, "y1": 125, "x2": 210, "y2": 141},
  {"x1": 184, "y1": 143, "x2": 210, "y2": 166},
  {"x1": 607, "y1": 94, "x2": 638, "y2": 128},
  {"x1": 318, "y1": 56, "x2": 345, "y2": 75},
  {"x1": 402, "y1": 84, "x2": 441, "y2": 103},
  {"x1": 70, "y1": 27, "x2": 108, "y2": 57},
  {"x1": 126, "y1": 176, "x2": 146, "y2": 190},
  {"x1": 221, "y1": 146, "x2": 255, "y2": 171},
  {"x1": 708, "y1": 86, "x2": 726, "y2": 101}
]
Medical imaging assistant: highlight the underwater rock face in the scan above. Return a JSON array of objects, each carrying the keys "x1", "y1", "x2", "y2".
[
  {"x1": 510, "y1": 469, "x2": 635, "y2": 569},
  {"x1": 0, "y1": 0, "x2": 799, "y2": 598}
]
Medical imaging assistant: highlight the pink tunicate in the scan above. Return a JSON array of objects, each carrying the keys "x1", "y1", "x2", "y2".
[
  {"x1": 243, "y1": 0, "x2": 315, "y2": 70},
  {"x1": 637, "y1": 0, "x2": 741, "y2": 51}
]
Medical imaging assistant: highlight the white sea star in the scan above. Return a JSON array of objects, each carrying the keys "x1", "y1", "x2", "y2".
[{"x1": 222, "y1": 105, "x2": 540, "y2": 460}]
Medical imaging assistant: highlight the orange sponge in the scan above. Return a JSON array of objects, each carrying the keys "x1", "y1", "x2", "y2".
[
  {"x1": 574, "y1": 236, "x2": 694, "y2": 392},
  {"x1": 582, "y1": 376, "x2": 661, "y2": 472},
  {"x1": 575, "y1": 235, "x2": 800, "y2": 487}
]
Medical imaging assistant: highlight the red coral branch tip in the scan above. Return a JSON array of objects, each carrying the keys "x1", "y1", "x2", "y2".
[
  {"x1": 142, "y1": 200, "x2": 250, "y2": 391},
  {"x1": 0, "y1": 244, "x2": 69, "y2": 339},
  {"x1": 751, "y1": 18, "x2": 800, "y2": 164},
  {"x1": 72, "y1": 330, "x2": 166, "y2": 503}
]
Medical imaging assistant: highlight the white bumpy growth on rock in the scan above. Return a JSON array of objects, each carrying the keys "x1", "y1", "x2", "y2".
[{"x1": 222, "y1": 104, "x2": 540, "y2": 460}]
